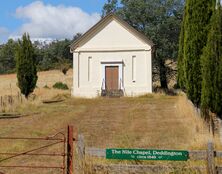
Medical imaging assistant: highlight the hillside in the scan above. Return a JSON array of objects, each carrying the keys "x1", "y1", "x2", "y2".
[{"x1": 0, "y1": 70, "x2": 214, "y2": 174}]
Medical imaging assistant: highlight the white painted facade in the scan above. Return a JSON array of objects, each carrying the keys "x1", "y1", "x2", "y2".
[{"x1": 71, "y1": 14, "x2": 154, "y2": 98}]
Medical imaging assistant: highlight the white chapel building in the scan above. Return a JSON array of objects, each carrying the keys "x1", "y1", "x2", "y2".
[{"x1": 70, "y1": 14, "x2": 154, "y2": 98}]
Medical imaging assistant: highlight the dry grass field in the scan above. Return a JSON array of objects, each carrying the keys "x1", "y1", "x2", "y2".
[
  {"x1": 0, "y1": 70, "x2": 217, "y2": 173},
  {"x1": 0, "y1": 69, "x2": 72, "y2": 96}
]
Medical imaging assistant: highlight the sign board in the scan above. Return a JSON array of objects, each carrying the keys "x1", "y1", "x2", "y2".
[{"x1": 106, "y1": 149, "x2": 189, "y2": 161}]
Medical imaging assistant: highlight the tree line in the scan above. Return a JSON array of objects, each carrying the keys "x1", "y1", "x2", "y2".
[
  {"x1": 177, "y1": 0, "x2": 222, "y2": 120},
  {"x1": 0, "y1": 33, "x2": 82, "y2": 75}
]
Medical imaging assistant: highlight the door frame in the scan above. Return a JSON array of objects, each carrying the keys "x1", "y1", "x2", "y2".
[{"x1": 101, "y1": 61, "x2": 123, "y2": 90}]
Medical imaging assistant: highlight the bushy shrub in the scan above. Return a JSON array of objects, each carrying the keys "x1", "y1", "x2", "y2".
[
  {"x1": 43, "y1": 84, "x2": 50, "y2": 89},
  {"x1": 52, "y1": 82, "x2": 69, "y2": 90}
]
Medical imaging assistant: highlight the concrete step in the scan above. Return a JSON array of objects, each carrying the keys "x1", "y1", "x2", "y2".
[{"x1": 101, "y1": 90, "x2": 124, "y2": 97}]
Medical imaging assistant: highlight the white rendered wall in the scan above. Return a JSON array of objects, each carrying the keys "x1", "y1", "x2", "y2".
[{"x1": 72, "y1": 50, "x2": 152, "y2": 98}]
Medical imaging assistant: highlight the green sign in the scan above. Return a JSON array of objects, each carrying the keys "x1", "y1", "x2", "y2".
[{"x1": 106, "y1": 149, "x2": 189, "y2": 161}]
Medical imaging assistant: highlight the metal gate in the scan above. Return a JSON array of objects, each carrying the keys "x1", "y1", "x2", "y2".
[{"x1": 0, "y1": 125, "x2": 74, "y2": 174}]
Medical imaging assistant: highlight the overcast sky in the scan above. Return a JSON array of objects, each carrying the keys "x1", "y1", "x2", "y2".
[{"x1": 0, "y1": 0, "x2": 105, "y2": 43}]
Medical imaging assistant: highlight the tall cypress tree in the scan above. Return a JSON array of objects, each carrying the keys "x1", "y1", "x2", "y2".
[
  {"x1": 201, "y1": 2, "x2": 222, "y2": 122},
  {"x1": 16, "y1": 33, "x2": 38, "y2": 98},
  {"x1": 183, "y1": 0, "x2": 213, "y2": 106},
  {"x1": 177, "y1": 4, "x2": 186, "y2": 90},
  {"x1": 211, "y1": 4, "x2": 222, "y2": 118}
]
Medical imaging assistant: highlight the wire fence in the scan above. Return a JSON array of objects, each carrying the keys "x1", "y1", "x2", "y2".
[{"x1": 0, "y1": 92, "x2": 23, "y2": 113}]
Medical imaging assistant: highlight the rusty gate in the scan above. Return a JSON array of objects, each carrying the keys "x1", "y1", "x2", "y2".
[{"x1": 0, "y1": 125, "x2": 74, "y2": 174}]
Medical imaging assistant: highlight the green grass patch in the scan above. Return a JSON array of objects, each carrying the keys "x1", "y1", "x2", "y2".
[{"x1": 52, "y1": 82, "x2": 69, "y2": 90}]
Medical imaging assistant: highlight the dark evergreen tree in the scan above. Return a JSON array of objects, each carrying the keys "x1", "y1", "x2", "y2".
[
  {"x1": 183, "y1": 0, "x2": 213, "y2": 106},
  {"x1": 16, "y1": 33, "x2": 38, "y2": 98},
  {"x1": 201, "y1": 3, "x2": 222, "y2": 118},
  {"x1": 212, "y1": 2, "x2": 222, "y2": 118},
  {"x1": 177, "y1": 4, "x2": 186, "y2": 89},
  {"x1": 201, "y1": 14, "x2": 215, "y2": 117}
]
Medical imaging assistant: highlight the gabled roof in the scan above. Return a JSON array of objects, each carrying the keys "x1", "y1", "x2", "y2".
[{"x1": 70, "y1": 13, "x2": 154, "y2": 52}]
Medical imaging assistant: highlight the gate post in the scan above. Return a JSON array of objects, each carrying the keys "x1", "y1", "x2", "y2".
[
  {"x1": 67, "y1": 125, "x2": 74, "y2": 174},
  {"x1": 207, "y1": 141, "x2": 216, "y2": 174}
]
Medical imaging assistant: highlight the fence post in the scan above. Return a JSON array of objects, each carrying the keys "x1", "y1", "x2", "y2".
[
  {"x1": 76, "y1": 134, "x2": 85, "y2": 174},
  {"x1": 67, "y1": 125, "x2": 74, "y2": 174},
  {"x1": 77, "y1": 134, "x2": 85, "y2": 160},
  {"x1": 207, "y1": 141, "x2": 216, "y2": 174}
]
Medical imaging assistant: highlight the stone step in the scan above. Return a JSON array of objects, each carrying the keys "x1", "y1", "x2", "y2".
[{"x1": 101, "y1": 90, "x2": 124, "y2": 97}]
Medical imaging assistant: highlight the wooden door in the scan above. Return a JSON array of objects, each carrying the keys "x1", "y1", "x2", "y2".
[{"x1": 105, "y1": 66, "x2": 119, "y2": 90}]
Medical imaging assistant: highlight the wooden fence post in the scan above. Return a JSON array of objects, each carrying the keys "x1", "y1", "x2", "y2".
[
  {"x1": 67, "y1": 125, "x2": 74, "y2": 174},
  {"x1": 77, "y1": 134, "x2": 85, "y2": 160},
  {"x1": 76, "y1": 134, "x2": 85, "y2": 174},
  {"x1": 207, "y1": 141, "x2": 216, "y2": 174}
]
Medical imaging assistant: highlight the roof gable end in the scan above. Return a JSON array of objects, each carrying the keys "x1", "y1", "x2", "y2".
[{"x1": 70, "y1": 14, "x2": 154, "y2": 52}]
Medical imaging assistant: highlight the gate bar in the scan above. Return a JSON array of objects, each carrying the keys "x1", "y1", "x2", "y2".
[
  {"x1": 0, "y1": 165, "x2": 64, "y2": 169},
  {"x1": 0, "y1": 137, "x2": 64, "y2": 141},
  {"x1": 0, "y1": 152, "x2": 65, "y2": 156},
  {"x1": 0, "y1": 140, "x2": 63, "y2": 163}
]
